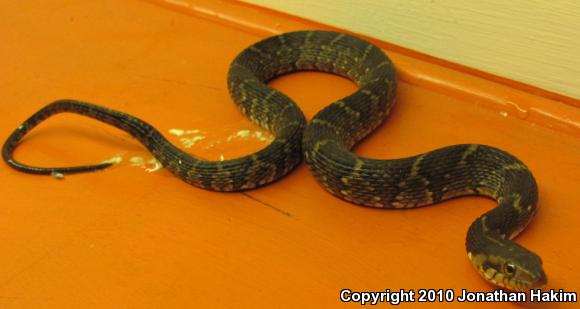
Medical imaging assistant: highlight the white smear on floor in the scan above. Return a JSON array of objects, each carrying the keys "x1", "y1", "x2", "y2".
[
  {"x1": 102, "y1": 156, "x2": 123, "y2": 165},
  {"x1": 145, "y1": 158, "x2": 163, "y2": 173},
  {"x1": 168, "y1": 128, "x2": 185, "y2": 136},
  {"x1": 169, "y1": 128, "x2": 201, "y2": 136},
  {"x1": 227, "y1": 129, "x2": 251, "y2": 142},
  {"x1": 170, "y1": 127, "x2": 272, "y2": 151},
  {"x1": 130, "y1": 156, "x2": 163, "y2": 173},
  {"x1": 170, "y1": 128, "x2": 206, "y2": 148},
  {"x1": 226, "y1": 129, "x2": 272, "y2": 142},
  {"x1": 180, "y1": 136, "x2": 206, "y2": 148},
  {"x1": 129, "y1": 156, "x2": 145, "y2": 166}
]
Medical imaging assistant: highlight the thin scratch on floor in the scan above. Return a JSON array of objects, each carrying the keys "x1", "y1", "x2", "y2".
[
  {"x1": 241, "y1": 193, "x2": 291, "y2": 217},
  {"x1": 0, "y1": 244, "x2": 65, "y2": 290}
]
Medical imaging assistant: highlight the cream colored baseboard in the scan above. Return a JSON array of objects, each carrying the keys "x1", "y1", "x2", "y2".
[{"x1": 242, "y1": 0, "x2": 580, "y2": 100}]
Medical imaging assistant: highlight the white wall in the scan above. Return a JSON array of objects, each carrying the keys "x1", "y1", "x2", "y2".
[{"x1": 242, "y1": 0, "x2": 580, "y2": 99}]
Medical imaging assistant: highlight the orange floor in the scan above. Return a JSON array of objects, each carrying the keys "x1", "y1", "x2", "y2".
[{"x1": 1, "y1": 1, "x2": 579, "y2": 308}]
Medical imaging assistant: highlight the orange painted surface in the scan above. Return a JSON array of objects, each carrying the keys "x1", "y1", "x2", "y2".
[{"x1": 1, "y1": 1, "x2": 579, "y2": 308}]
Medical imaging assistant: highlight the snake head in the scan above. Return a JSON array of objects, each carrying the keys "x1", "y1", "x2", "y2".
[{"x1": 468, "y1": 239, "x2": 547, "y2": 291}]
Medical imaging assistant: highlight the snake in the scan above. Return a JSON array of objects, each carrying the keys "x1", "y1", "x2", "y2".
[{"x1": 2, "y1": 30, "x2": 546, "y2": 290}]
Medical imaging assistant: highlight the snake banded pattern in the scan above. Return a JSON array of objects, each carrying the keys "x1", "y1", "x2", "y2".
[{"x1": 2, "y1": 30, "x2": 545, "y2": 290}]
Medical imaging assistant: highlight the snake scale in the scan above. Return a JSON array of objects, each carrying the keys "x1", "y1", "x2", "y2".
[{"x1": 2, "y1": 30, "x2": 546, "y2": 290}]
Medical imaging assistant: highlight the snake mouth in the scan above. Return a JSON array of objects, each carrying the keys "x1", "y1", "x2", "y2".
[
  {"x1": 532, "y1": 271, "x2": 548, "y2": 288},
  {"x1": 485, "y1": 267, "x2": 547, "y2": 291},
  {"x1": 508, "y1": 271, "x2": 547, "y2": 291}
]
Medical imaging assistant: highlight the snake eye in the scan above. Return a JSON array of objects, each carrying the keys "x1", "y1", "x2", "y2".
[{"x1": 504, "y1": 263, "x2": 516, "y2": 276}]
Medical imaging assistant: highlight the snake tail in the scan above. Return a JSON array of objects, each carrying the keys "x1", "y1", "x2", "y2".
[{"x1": 2, "y1": 95, "x2": 305, "y2": 191}]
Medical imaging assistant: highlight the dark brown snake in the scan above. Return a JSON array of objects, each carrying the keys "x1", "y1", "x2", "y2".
[{"x1": 2, "y1": 30, "x2": 546, "y2": 290}]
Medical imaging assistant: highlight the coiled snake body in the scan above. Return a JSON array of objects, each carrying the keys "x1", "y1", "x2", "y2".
[{"x1": 2, "y1": 30, "x2": 545, "y2": 290}]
